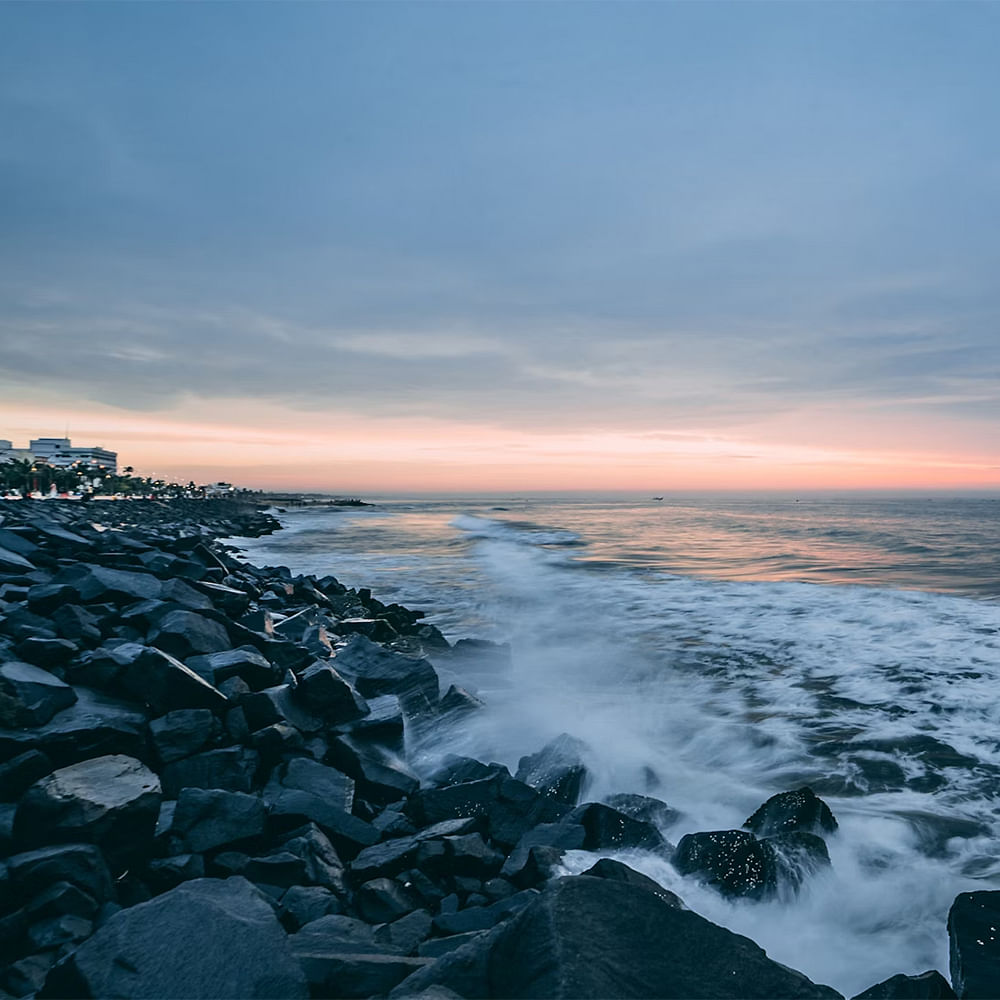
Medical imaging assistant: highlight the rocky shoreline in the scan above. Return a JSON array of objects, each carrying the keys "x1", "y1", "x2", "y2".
[{"x1": 0, "y1": 498, "x2": 995, "y2": 998}]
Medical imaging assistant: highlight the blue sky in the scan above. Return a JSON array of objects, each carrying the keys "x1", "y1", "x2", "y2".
[{"x1": 1, "y1": 2, "x2": 997, "y2": 487}]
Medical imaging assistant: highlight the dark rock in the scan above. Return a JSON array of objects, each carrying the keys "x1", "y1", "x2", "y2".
[
  {"x1": 172, "y1": 788, "x2": 267, "y2": 853},
  {"x1": 348, "y1": 693, "x2": 405, "y2": 749},
  {"x1": 40, "y1": 876, "x2": 308, "y2": 999},
  {"x1": 279, "y1": 885, "x2": 341, "y2": 930},
  {"x1": 393, "y1": 875, "x2": 841, "y2": 999},
  {"x1": 357, "y1": 877, "x2": 422, "y2": 923},
  {"x1": 569, "y1": 801, "x2": 669, "y2": 852},
  {"x1": 374, "y1": 908, "x2": 433, "y2": 956},
  {"x1": 243, "y1": 851, "x2": 309, "y2": 888},
  {"x1": 580, "y1": 858, "x2": 685, "y2": 908},
  {"x1": 949, "y1": 890, "x2": 1000, "y2": 999},
  {"x1": 145, "y1": 853, "x2": 206, "y2": 892},
  {"x1": 443, "y1": 833, "x2": 505, "y2": 879},
  {"x1": 51, "y1": 604, "x2": 103, "y2": 645},
  {"x1": 0, "y1": 749, "x2": 53, "y2": 800},
  {"x1": 52, "y1": 563, "x2": 163, "y2": 605},
  {"x1": 270, "y1": 756, "x2": 355, "y2": 813},
  {"x1": 0, "y1": 686, "x2": 148, "y2": 768},
  {"x1": 27, "y1": 912, "x2": 94, "y2": 951},
  {"x1": 298, "y1": 952, "x2": 427, "y2": 999},
  {"x1": 430, "y1": 755, "x2": 507, "y2": 787},
  {"x1": 186, "y1": 647, "x2": 278, "y2": 692},
  {"x1": 852, "y1": 969, "x2": 955, "y2": 999},
  {"x1": 296, "y1": 661, "x2": 368, "y2": 721},
  {"x1": 0, "y1": 528, "x2": 40, "y2": 559},
  {"x1": 333, "y1": 634, "x2": 439, "y2": 704},
  {"x1": 373, "y1": 807, "x2": 417, "y2": 839},
  {"x1": 274, "y1": 823, "x2": 348, "y2": 894},
  {"x1": 0, "y1": 661, "x2": 77, "y2": 727},
  {"x1": 326, "y1": 735, "x2": 420, "y2": 804},
  {"x1": 338, "y1": 617, "x2": 399, "y2": 643},
  {"x1": 0, "y1": 545, "x2": 36, "y2": 574},
  {"x1": 516, "y1": 733, "x2": 589, "y2": 805},
  {"x1": 433, "y1": 905, "x2": 500, "y2": 936},
  {"x1": 158, "y1": 578, "x2": 215, "y2": 611},
  {"x1": 160, "y1": 747, "x2": 259, "y2": 797},
  {"x1": 15, "y1": 754, "x2": 161, "y2": 863},
  {"x1": 26, "y1": 583, "x2": 80, "y2": 615},
  {"x1": 673, "y1": 829, "x2": 778, "y2": 900},
  {"x1": 768, "y1": 830, "x2": 832, "y2": 890},
  {"x1": 243, "y1": 684, "x2": 323, "y2": 734},
  {"x1": 744, "y1": 786, "x2": 838, "y2": 838},
  {"x1": 418, "y1": 932, "x2": 489, "y2": 959},
  {"x1": 4, "y1": 952, "x2": 57, "y2": 997},
  {"x1": 119, "y1": 645, "x2": 228, "y2": 713},
  {"x1": 603, "y1": 791, "x2": 680, "y2": 829},
  {"x1": 7, "y1": 844, "x2": 114, "y2": 903},
  {"x1": 15, "y1": 636, "x2": 79, "y2": 669},
  {"x1": 267, "y1": 788, "x2": 378, "y2": 857},
  {"x1": 350, "y1": 818, "x2": 483, "y2": 882},
  {"x1": 25, "y1": 879, "x2": 100, "y2": 921},
  {"x1": 149, "y1": 708, "x2": 216, "y2": 765},
  {"x1": 438, "y1": 684, "x2": 484, "y2": 719},
  {"x1": 148, "y1": 610, "x2": 231, "y2": 659},
  {"x1": 500, "y1": 822, "x2": 586, "y2": 883}
]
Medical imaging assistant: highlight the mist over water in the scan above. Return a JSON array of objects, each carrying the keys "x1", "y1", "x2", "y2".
[{"x1": 234, "y1": 493, "x2": 1000, "y2": 995}]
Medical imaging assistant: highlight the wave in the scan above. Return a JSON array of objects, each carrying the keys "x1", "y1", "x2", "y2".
[{"x1": 451, "y1": 513, "x2": 585, "y2": 548}]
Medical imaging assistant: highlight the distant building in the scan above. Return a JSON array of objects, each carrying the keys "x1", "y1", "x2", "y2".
[{"x1": 0, "y1": 437, "x2": 118, "y2": 473}]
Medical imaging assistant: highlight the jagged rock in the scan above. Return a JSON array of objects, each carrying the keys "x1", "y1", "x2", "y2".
[
  {"x1": 51, "y1": 605, "x2": 103, "y2": 645},
  {"x1": 15, "y1": 636, "x2": 79, "y2": 670},
  {"x1": 27, "y1": 912, "x2": 94, "y2": 951},
  {"x1": 374, "y1": 908, "x2": 433, "y2": 956},
  {"x1": 580, "y1": 858, "x2": 685, "y2": 908},
  {"x1": 148, "y1": 610, "x2": 231, "y2": 660},
  {"x1": 26, "y1": 583, "x2": 80, "y2": 615},
  {"x1": 40, "y1": 876, "x2": 309, "y2": 999},
  {"x1": 269, "y1": 757, "x2": 355, "y2": 813},
  {"x1": 949, "y1": 890, "x2": 1000, "y2": 998},
  {"x1": 0, "y1": 686, "x2": 148, "y2": 768},
  {"x1": 373, "y1": 807, "x2": 417, "y2": 839},
  {"x1": 53, "y1": 563, "x2": 163, "y2": 606},
  {"x1": 295, "y1": 661, "x2": 368, "y2": 721},
  {"x1": 268, "y1": 788, "x2": 378, "y2": 857},
  {"x1": 7, "y1": 844, "x2": 114, "y2": 903},
  {"x1": 243, "y1": 684, "x2": 324, "y2": 735},
  {"x1": 744, "y1": 786, "x2": 838, "y2": 838},
  {"x1": 298, "y1": 950, "x2": 427, "y2": 998},
  {"x1": 673, "y1": 830, "x2": 778, "y2": 900},
  {"x1": 149, "y1": 708, "x2": 216, "y2": 765},
  {"x1": 24, "y1": 879, "x2": 100, "y2": 921},
  {"x1": 350, "y1": 818, "x2": 483, "y2": 882},
  {"x1": 160, "y1": 747, "x2": 259, "y2": 797},
  {"x1": 172, "y1": 788, "x2": 267, "y2": 853},
  {"x1": 14, "y1": 755, "x2": 161, "y2": 863},
  {"x1": 852, "y1": 969, "x2": 955, "y2": 999},
  {"x1": 438, "y1": 684, "x2": 484, "y2": 719},
  {"x1": 326, "y1": 735, "x2": 420, "y2": 804},
  {"x1": 278, "y1": 885, "x2": 342, "y2": 930},
  {"x1": 357, "y1": 877, "x2": 422, "y2": 923},
  {"x1": 275, "y1": 823, "x2": 348, "y2": 895},
  {"x1": 603, "y1": 792, "x2": 680, "y2": 829},
  {"x1": 500, "y1": 821, "x2": 584, "y2": 882},
  {"x1": 243, "y1": 851, "x2": 309, "y2": 887},
  {"x1": 145, "y1": 853, "x2": 206, "y2": 892},
  {"x1": 186, "y1": 647, "x2": 278, "y2": 692},
  {"x1": 291, "y1": 912, "x2": 379, "y2": 954},
  {"x1": 0, "y1": 661, "x2": 77, "y2": 727},
  {"x1": 332, "y1": 635, "x2": 439, "y2": 704},
  {"x1": 158, "y1": 578, "x2": 216, "y2": 611},
  {"x1": 0, "y1": 545, "x2": 36, "y2": 574},
  {"x1": 0, "y1": 749, "x2": 54, "y2": 800},
  {"x1": 767, "y1": 830, "x2": 832, "y2": 890},
  {"x1": 392, "y1": 875, "x2": 840, "y2": 999},
  {"x1": 516, "y1": 733, "x2": 589, "y2": 805},
  {"x1": 118, "y1": 645, "x2": 228, "y2": 713},
  {"x1": 568, "y1": 801, "x2": 668, "y2": 852},
  {"x1": 443, "y1": 833, "x2": 505, "y2": 878},
  {"x1": 4, "y1": 953, "x2": 57, "y2": 996}
]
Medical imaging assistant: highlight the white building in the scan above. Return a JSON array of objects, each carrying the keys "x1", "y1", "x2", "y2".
[{"x1": 1, "y1": 438, "x2": 118, "y2": 473}]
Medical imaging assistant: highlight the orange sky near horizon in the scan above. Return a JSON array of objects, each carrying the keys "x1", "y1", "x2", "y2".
[{"x1": 2, "y1": 398, "x2": 997, "y2": 494}]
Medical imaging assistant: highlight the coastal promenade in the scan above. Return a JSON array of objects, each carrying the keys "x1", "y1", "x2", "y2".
[{"x1": 0, "y1": 499, "x2": 993, "y2": 997}]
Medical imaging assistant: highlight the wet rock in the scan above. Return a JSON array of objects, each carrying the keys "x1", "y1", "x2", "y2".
[
  {"x1": 333, "y1": 634, "x2": 439, "y2": 704},
  {"x1": 349, "y1": 818, "x2": 483, "y2": 883},
  {"x1": 438, "y1": 684, "x2": 484, "y2": 719},
  {"x1": 326, "y1": 735, "x2": 420, "y2": 804},
  {"x1": 186, "y1": 647, "x2": 278, "y2": 692},
  {"x1": 516, "y1": 733, "x2": 589, "y2": 805},
  {"x1": 603, "y1": 791, "x2": 680, "y2": 828},
  {"x1": 299, "y1": 952, "x2": 427, "y2": 999},
  {"x1": 569, "y1": 801, "x2": 669, "y2": 852},
  {"x1": 172, "y1": 788, "x2": 267, "y2": 853},
  {"x1": 15, "y1": 755, "x2": 161, "y2": 862},
  {"x1": 0, "y1": 545, "x2": 37, "y2": 574},
  {"x1": 348, "y1": 694, "x2": 405, "y2": 749},
  {"x1": 148, "y1": 610, "x2": 231, "y2": 659},
  {"x1": 357, "y1": 877, "x2": 422, "y2": 923},
  {"x1": 0, "y1": 661, "x2": 77, "y2": 727},
  {"x1": 948, "y1": 890, "x2": 1000, "y2": 999},
  {"x1": 672, "y1": 829, "x2": 778, "y2": 900},
  {"x1": 744, "y1": 786, "x2": 838, "y2": 838},
  {"x1": 160, "y1": 746, "x2": 259, "y2": 797},
  {"x1": 392, "y1": 875, "x2": 841, "y2": 999},
  {"x1": 295, "y1": 661, "x2": 368, "y2": 721},
  {"x1": 579, "y1": 858, "x2": 685, "y2": 908},
  {"x1": 267, "y1": 788, "x2": 378, "y2": 857},
  {"x1": 40, "y1": 876, "x2": 308, "y2": 999},
  {"x1": 26, "y1": 583, "x2": 79, "y2": 615},
  {"x1": 374, "y1": 908, "x2": 433, "y2": 956},
  {"x1": 269, "y1": 756, "x2": 355, "y2": 813},
  {"x1": 444, "y1": 833, "x2": 505, "y2": 879},
  {"x1": 119, "y1": 645, "x2": 228, "y2": 714},
  {"x1": 852, "y1": 969, "x2": 955, "y2": 999},
  {"x1": 149, "y1": 708, "x2": 216, "y2": 765},
  {"x1": 274, "y1": 823, "x2": 348, "y2": 894},
  {"x1": 243, "y1": 684, "x2": 324, "y2": 735},
  {"x1": 768, "y1": 830, "x2": 832, "y2": 890}
]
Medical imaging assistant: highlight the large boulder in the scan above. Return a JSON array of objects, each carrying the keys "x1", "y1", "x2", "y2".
[
  {"x1": 186, "y1": 647, "x2": 278, "y2": 692},
  {"x1": 149, "y1": 708, "x2": 216, "y2": 765},
  {"x1": 14, "y1": 755, "x2": 161, "y2": 863},
  {"x1": 148, "y1": 610, "x2": 231, "y2": 660},
  {"x1": 949, "y1": 891, "x2": 1000, "y2": 998},
  {"x1": 118, "y1": 645, "x2": 228, "y2": 714},
  {"x1": 6, "y1": 843, "x2": 114, "y2": 903},
  {"x1": 172, "y1": 788, "x2": 267, "y2": 854},
  {"x1": 0, "y1": 661, "x2": 77, "y2": 727},
  {"x1": 53, "y1": 564, "x2": 163, "y2": 606},
  {"x1": 41, "y1": 877, "x2": 308, "y2": 999},
  {"x1": 672, "y1": 830, "x2": 777, "y2": 900},
  {"x1": 744, "y1": 787, "x2": 838, "y2": 838},
  {"x1": 393, "y1": 875, "x2": 841, "y2": 998},
  {"x1": 332, "y1": 635, "x2": 439, "y2": 704},
  {"x1": 296, "y1": 661, "x2": 369, "y2": 721},
  {"x1": 852, "y1": 969, "x2": 955, "y2": 999},
  {"x1": 515, "y1": 733, "x2": 589, "y2": 805}
]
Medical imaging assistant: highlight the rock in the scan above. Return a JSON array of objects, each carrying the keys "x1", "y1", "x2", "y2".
[
  {"x1": 186, "y1": 647, "x2": 278, "y2": 692},
  {"x1": 852, "y1": 969, "x2": 955, "y2": 999},
  {"x1": 273, "y1": 823, "x2": 348, "y2": 895},
  {"x1": 350, "y1": 818, "x2": 483, "y2": 882},
  {"x1": 767, "y1": 830, "x2": 832, "y2": 890},
  {"x1": 374, "y1": 908, "x2": 433, "y2": 957},
  {"x1": 579, "y1": 858, "x2": 685, "y2": 908},
  {"x1": 15, "y1": 636, "x2": 79, "y2": 669},
  {"x1": 673, "y1": 830, "x2": 779, "y2": 900},
  {"x1": 0, "y1": 661, "x2": 77, "y2": 727},
  {"x1": 24, "y1": 879, "x2": 101, "y2": 921},
  {"x1": 438, "y1": 684, "x2": 484, "y2": 719},
  {"x1": 744, "y1": 786, "x2": 838, "y2": 838},
  {"x1": 160, "y1": 747, "x2": 259, "y2": 797},
  {"x1": 148, "y1": 610, "x2": 231, "y2": 660},
  {"x1": 392, "y1": 875, "x2": 841, "y2": 999},
  {"x1": 172, "y1": 788, "x2": 267, "y2": 853},
  {"x1": 145, "y1": 853, "x2": 206, "y2": 892},
  {"x1": 243, "y1": 684, "x2": 324, "y2": 735},
  {"x1": 357, "y1": 877, "x2": 422, "y2": 923},
  {"x1": 15, "y1": 755, "x2": 161, "y2": 863},
  {"x1": 349, "y1": 694, "x2": 405, "y2": 749},
  {"x1": 603, "y1": 791, "x2": 680, "y2": 829},
  {"x1": 295, "y1": 661, "x2": 368, "y2": 721},
  {"x1": 444, "y1": 833, "x2": 505, "y2": 879},
  {"x1": 569, "y1": 801, "x2": 668, "y2": 852},
  {"x1": 119, "y1": 645, "x2": 228, "y2": 713},
  {"x1": 4, "y1": 953, "x2": 57, "y2": 996},
  {"x1": 516, "y1": 733, "x2": 589, "y2": 805},
  {"x1": 0, "y1": 545, "x2": 36, "y2": 573},
  {"x1": 7, "y1": 844, "x2": 114, "y2": 903},
  {"x1": 333, "y1": 634, "x2": 439, "y2": 704},
  {"x1": 291, "y1": 912, "x2": 379, "y2": 953},
  {"x1": 51, "y1": 605, "x2": 103, "y2": 645},
  {"x1": 0, "y1": 749, "x2": 53, "y2": 800},
  {"x1": 53, "y1": 563, "x2": 163, "y2": 605},
  {"x1": 326, "y1": 735, "x2": 421, "y2": 805},
  {"x1": 267, "y1": 788, "x2": 378, "y2": 857},
  {"x1": 278, "y1": 885, "x2": 342, "y2": 930},
  {"x1": 149, "y1": 708, "x2": 216, "y2": 765},
  {"x1": 40, "y1": 877, "x2": 308, "y2": 999},
  {"x1": 948, "y1": 890, "x2": 1000, "y2": 999},
  {"x1": 27, "y1": 912, "x2": 94, "y2": 951},
  {"x1": 270, "y1": 756, "x2": 355, "y2": 813},
  {"x1": 298, "y1": 953, "x2": 427, "y2": 999},
  {"x1": 26, "y1": 583, "x2": 80, "y2": 615}
]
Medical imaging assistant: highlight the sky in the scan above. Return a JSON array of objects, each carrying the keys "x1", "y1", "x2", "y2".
[{"x1": 1, "y1": 1, "x2": 998, "y2": 492}]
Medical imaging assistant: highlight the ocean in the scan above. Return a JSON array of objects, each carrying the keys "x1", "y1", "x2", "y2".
[{"x1": 232, "y1": 491, "x2": 1000, "y2": 995}]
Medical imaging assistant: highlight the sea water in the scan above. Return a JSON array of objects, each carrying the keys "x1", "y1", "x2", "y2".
[{"x1": 233, "y1": 492, "x2": 1000, "y2": 995}]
